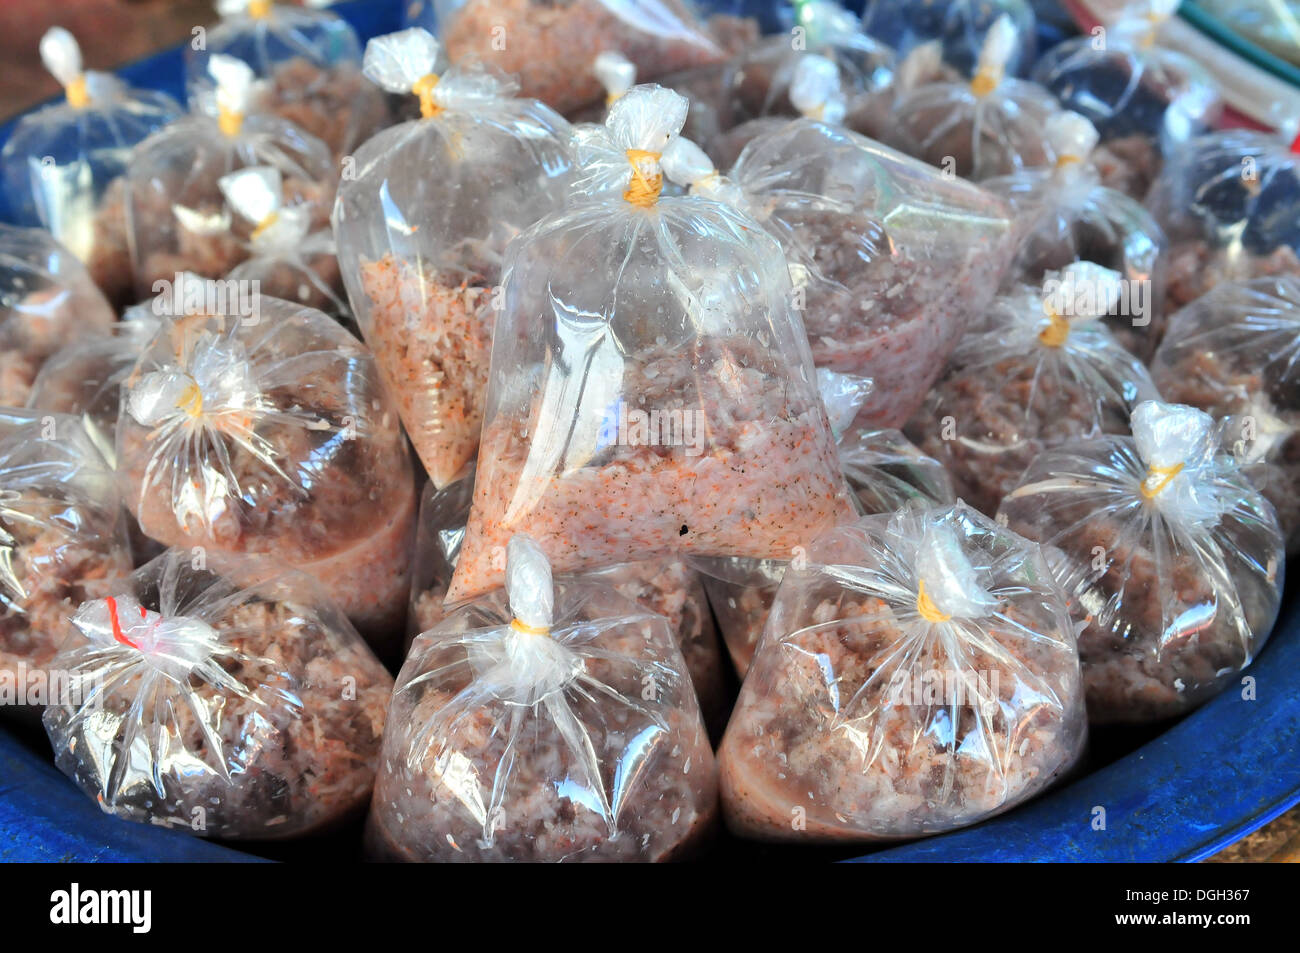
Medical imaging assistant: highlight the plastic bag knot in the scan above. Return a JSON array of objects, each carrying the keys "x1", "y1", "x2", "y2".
[{"x1": 624, "y1": 148, "x2": 663, "y2": 208}]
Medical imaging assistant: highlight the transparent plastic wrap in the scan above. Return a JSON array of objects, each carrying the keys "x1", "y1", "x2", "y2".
[
  {"x1": 368, "y1": 535, "x2": 717, "y2": 862},
  {"x1": 185, "y1": 0, "x2": 388, "y2": 158},
  {"x1": 718, "y1": 503, "x2": 1086, "y2": 843},
  {"x1": 890, "y1": 15, "x2": 1061, "y2": 181},
  {"x1": 114, "y1": 294, "x2": 417, "y2": 649},
  {"x1": 861, "y1": 0, "x2": 1037, "y2": 77},
  {"x1": 1150, "y1": 276, "x2": 1300, "y2": 553},
  {"x1": 43, "y1": 548, "x2": 393, "y2": 839},
  {"x1": 724, "y1": 118, "x2": 1019, "y2": 428},
  {"x1": 999, "y1": 400, "x2": 1284, "y2": 723},
  {"x1": 446, "y1": 87, "x2": 857, "y2": 601},
  {"x1": 1031, "y1": 0, "x2": 1223, "y2": 200},
  {"x1": 125, "y1": 55, "x2": 334, "y2": 300},
  {"x1": 1, "y1": 29, "x2": 182, "y2": 308},
  {"x1": 0, "y1": 410, "x2": 132, "y2": 688},
  {"x1": 984, "y1": 111, "x2": 1168, "y2": 357},
  {"x1": 408, "y1": 468, "x2": 729, "y2": 731},
  {"x1": 0, "y1": 224, "x2": 115, "y2": 407},
  {"x1": 26, "y1": 306, "x2": 162, "y2": 464},
  {"x1": 333, "y1": 29, "x2": 575, "y2": 489},
  {"x1": 1145, "y1": 129, "x2": 1300, "y2": 311},
  {"x1": 1199, "y1": 0, "x2": 1300, "y2": 66},
  {"x1": 694, "y1": 1, "x2": 897, "y2": 156},
  {"x1": 908, "y1": 264, "x2": 1159, "y2": 516},
  {"x1": 220, "y1": 166, "x2": 350, "y2": 324},
  {"x1": 697, "y1": 369, "x2": 955, "y2": 676},
  {"x1": 435, "y1": 0, "x2": 732, "y2": 114}
]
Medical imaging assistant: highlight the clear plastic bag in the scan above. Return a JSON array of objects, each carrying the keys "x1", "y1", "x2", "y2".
[
  {"x1": 26, "y1": 306, "x2": 162, "y2": 465},
  {"x1": 435, "y1": 0, "x2": 732, "y2": 114},
  {"x1": 334, "y1": 28, "x2": 575, "y2": 490},
  {"x1": 446, "y1": 86, "x2": 856, "y2": 601},
  {"x1": 408, "y1": 467, "x2": 729, "y2": 732},
  {"x1": 0, "y1": 410, "x2": 132, "y2": 686},
  {"x1": 368, "y1": 534, "x2": 717, "y2": 861},
  {"x1": 998, "y1": 400, "x2": 1284, "y2": 723},
  {"x1": 1031, "y1": 0, "x2": 1222, "y2": 200},
  {"x1": 126, "y1": 54, "x2": 334, "y2": 301},
  {"x1": 908, "y1": 263, "x2": 1159, "y2": 516},
  {"x1": 696, "y1": 371, "x2": 955, "y2": 675},
  {"x1": 1150, "y1": 276, "x2": 1300, "y2": 553},
  {"x1": 890, "y1": 14, "x2": 1061, "y2": 181},
  {"x1": 186, "y1": 0, "x2": 388, "y2": 158},
  {"x1": 718, "y1": 502, "x2": 1086, "y2": 842},
  {"x1": 219, "y1": 166, "x2": 350, "y2": 324},
  {"x1": 1145, "y1": 129, "x2": 1300, "y2": 311},
  {"x1": 43, "y1": 547, "x2": 393, "y2": 839},
  {"x1": 709, "y1": 2, "x2": 896, "y2": 147},
  {"x1": 724, "y1": 118, "x2": 1019, "y2": 428},
  {"x1": 0, "y1": 224, "x2": 115, "y2": 407},
  {"x1": 984, "y1": 111, "x2": 1169, "y2": 358},
  {"x1": 115, "y1": 293, "x2": 416, "y2": 649},
  {"x1": 862, "y1": 0, "x2": 1037, "y2": 77},
  {"x1": 0, "y1": 28, "x2": 182, "y2": 308}
]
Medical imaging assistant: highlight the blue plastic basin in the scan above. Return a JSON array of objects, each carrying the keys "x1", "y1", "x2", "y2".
[{"x1": 1, "y1": 0, "x2": 1296, "y2": 863}]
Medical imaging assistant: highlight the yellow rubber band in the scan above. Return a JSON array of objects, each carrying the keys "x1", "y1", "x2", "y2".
[
  {"x1": 624, "y1": 148, "x2": 663, "y2": 208},
  {"x1": 177, "y1": 380, "x2": 204, "y2": 419},
  {"x1": 251, "y1": 211, "x2": 278, "y2": 241},
  {"x1": 1055, "y1": 153, "x2": 1082, "y2": 169},
  {"x1": 65, "y1": 75, "x2": 90, "y2": 109},
  {"x1": 412, "y1": 73, "x2": 442, "y2": 119},
  {"x1": 510, "y1": 618, "x2": 551, "y2": 637},
  {"x1": 217, "y1": 105, "x2": 244, "y2": 138},
  {"x1": 916, "y1": 579, "x2": 951, "y2": 624},
  {"x1": 1141, "y1": 462, "x2": 1185, "y2": 499},
  {"x1": 969, "y1": 69, "x2": 1000, "y2": 97},
  {"x1": 247, "y1": 0, "x2": 273, "y2": 19},
  {"x1": 1037, "y1": 306, "x2": 1071, "y2": 348}
]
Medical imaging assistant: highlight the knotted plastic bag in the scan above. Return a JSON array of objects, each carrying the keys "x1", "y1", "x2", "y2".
[
  {"x1": 718, "y1": 503, "x2": 1086, "y2": 842},
  {"x1": 721, "y1": 117, "x2": 1019, "y2": 428},
  {"x1": 861, "y1": 0, "x2": 1037, "y2": 78},
  {"x1": 43, "y1": 547, "x2": 393, "y2": 839},
  {"x1": 890, "y1": 15, "x2": 1060, "y2": 181},
  {"x1": 1032, "y1": 0, "x2": 1222, "y2": 199},
  {"x1": 1151, "y1": 276, "x2": 1300, "y2": 552},
  {"x1": 369, "y1": 534, "x2": 717, "y2": 862},
  {"x1": 434, "y1": 0, "x2": 732, "y2": 114},
  {"x1": 446, "y1": 86, "x2": 857, "y2": 601},
  {"x1": 908, "y1": 263, "x2": 1159, "y2": 516},
  {"x1": 701, "y1": 1, "x2": 897, "y2": 156},
  {"x1": 334, "y1": 28, "x2": 575, "y2": 490},
  {"x1": 999, "y1": 400, "x2": 1284, "y2": 723},
  {"x1": 1146, "y1": 128, "x2": 1300, "y2": 311},
  {"x1": 984, "y1": 111, "x2": 1168, "y2": 358},
  {"x1": 115, "y1": 295, "x2": 416, "y2": 647},
  {"x1": 186, "y1": 0, "x2": 388, "y2": 158},
  {"x1": 694, "y1": 369, "x2": 954, "y2": 675},
  {"x1": 126, "y1": 54, "x2": 334, "y2": 300},
  {"x1": 0, "y1": 410, "x2": 132, "y2": 707},
  {"x1": 408, "y1": 467, "x2": 729, "y2": 732},
  {"x1": 0, "y1": 224, "x2": 115, "y2": 407},
  {"x1": 1, "y1": 28, "x2": 182, "y2": 308},
  {"x1": 26, "y1": 304, "x2": 163, "y2": 465},
  {"x1": 219, "y1": 166, "x2": 350, "y2": 323}
]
